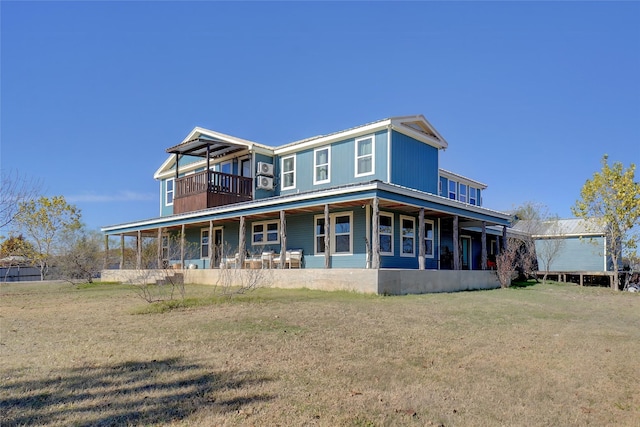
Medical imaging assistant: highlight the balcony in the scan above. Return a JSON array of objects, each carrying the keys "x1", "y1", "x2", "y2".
[{"x1": 174, "y1": 170, "x2": 252, "y2": 214}]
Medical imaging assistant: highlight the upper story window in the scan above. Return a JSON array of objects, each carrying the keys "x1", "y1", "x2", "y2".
[
  {"x1": 379, "y1": 212, "x2": 393, "y2": 255},
  {"x1": 448, "y1": 180, "x2": 457, "y2": 200},
  {"x1": 400, "y1": 215, "x2": 415, "y2": 257},
  {"x1": 459, "y1": 184, "x2": 468, "y2": 203},
  {"x1": 281, "y1": 155, "x2": 296, "y2": 190},
  {"x1": 315, "y1": 212, "x2": 353, "y2": 255},
  {"x1": 166, "y1": 178, "x2": 174, "y2": 206},
  {"x1": 469, "y1": 187, "x2": 477, "y2": 205},
  {"x1": 424, "y1": 219, "x2": 434, "y2": 258},
  {"x1": 355, "y1": 136, "x2": 374, "y2": 177},
  {"x1": 314, "y1": 146, "x2": 331, "y2": 184},
  {"x1": 252, "y1": 220, "x2": 280, "y2": 245}
]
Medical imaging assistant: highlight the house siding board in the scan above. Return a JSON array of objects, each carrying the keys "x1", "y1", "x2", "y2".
[
  {"x1": 160, "y1": 179, "x2": 173, "y2": 217},
  {"x1": 536, "y1": 236, "x2": 605, "y2": 272},
  {"x1": 391, "y1": 131, "x2": 438, "y2": 194}
]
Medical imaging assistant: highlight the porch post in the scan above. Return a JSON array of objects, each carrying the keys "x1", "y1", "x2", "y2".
[
  {"x1": 136, "y1": 230, "x2": 142, "y2": 270},
  {"x1": 324, "y1": 204, "x2": 330, "y2": 269},
  {"x1": 239, "y1": 216, "x2": 246, "y2": 268},
  {"x1": 481, "y1": 221, "x2": 487, "y2": 271},
  {"x1": 371, "y1": 198, "x2": 380, "y2": 269},
  {"x1": 103, "y1": 235, "x2": 109, "y2": 270},
  {"x1": 180, "y1": 224, "x2": 185, "y2": 270},
  {"x1": 209, "y1": 220, "x2": 214, "y2": 269},
  {"x1": 175, "y1": 154, "x2": 180, "y2": 180},
  {"x1": 453, "y1": 216, "x2": 460, "y2": 270},
  {"x1": 502, "y1": 225, "x2": 508, "y2": 253},
  {"x1": 120, "y1": 234, "x2": 125, "y2": 269},
  {"x1": 418, "y1": 208, "x2": 425, "y2": 270},
  {"x1": 157, "y1": 227, "x2": 163, "y2": 269},
  {"x1": 280, "y1": 210, "x2": 287, "y2": 269}
]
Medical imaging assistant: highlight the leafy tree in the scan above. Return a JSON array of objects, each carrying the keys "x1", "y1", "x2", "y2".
[
  {"x1": 13, "y1": 196, "x2": 82, "y2": 280},
  {"x1": 0, "y1": 234, "x2": 36, "y2": 261},
  {"x1": 572, "y1": 155, "x2": 640, "y2": 289}
]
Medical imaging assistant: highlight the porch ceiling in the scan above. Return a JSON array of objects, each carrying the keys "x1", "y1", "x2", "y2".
[{"x1": 166, "y1": 137, "x2": 246, "y2": 159}]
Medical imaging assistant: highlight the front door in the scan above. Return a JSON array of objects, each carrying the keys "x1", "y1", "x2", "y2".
[
  {"x1": 213, "y1": 228, "x2": 224, "y2": 268},
  {"x1": 461, "y1": 236, "x2": 472, "y2": 270}
]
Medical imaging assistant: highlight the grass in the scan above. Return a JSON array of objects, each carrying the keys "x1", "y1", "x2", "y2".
[{"x1": 1, "y1": 280, "x2": 639, "y2": 426}]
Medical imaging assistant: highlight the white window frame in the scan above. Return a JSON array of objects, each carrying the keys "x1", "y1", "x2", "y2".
[
  {"x1": 400, "y1": 215, "x2": 415, "y2": 257},
  {"x1": 355, "y1": 135, "x2": 375, "y2": 177},
  {"x1": 379, "y1": 212, "x2": 394, "y2": 256},
  {"x1": 448, "y1": 180, "x2": 457, "y2": 200},
  {"x1": 200, "y1": 228, "x2": 209, "y2": 259},
  {"x1": 251, "y1": 220, "x2": 280, "y2": 246},
  {"x1": 313, "y1": 146, "x2": 331, "y2": 185},
  {"x1": 314, "y1": 211, "x2": 353, "y2": 255},
  {"x1": 459, "y1": 184, "x2": 468, "y2": 203},
  {"x1": 281, "y1": 155, "x2": 296, "y2": 190},
  {"x1": 166, "y1": 178, "x2": 174, "y2": 206},
  {"x1": 219, "y1": 160, "x2": 232, "y2": 175},
  {"x1": 424, "y1": 219, "x2": 435, "y2": 259},
  {"x1": 469, "y1": 187, "x2": 477, "y2": 205}
]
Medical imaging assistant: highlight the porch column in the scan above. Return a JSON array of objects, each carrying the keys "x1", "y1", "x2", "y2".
[
  {"x1": 239, "y1": 216, "x2": 246, "y2": 268},
  {"x1": 371, "y1": 198, "x2": 380, "y2": 269},
  {"x1": 157, "y1": 227, "x2": 163, "y2": 269},
  {"x1": 280, "y1": 210, "x2": 287, "y2": 269},
  {"x1": 180, "y1": 224, "x2": 185, "y2": 269},
  {"x1": 120, "y1": 234, "x2": 125, "y2": 269},
  {"x1": 502, "y1": 225, "x2": 508, "y2": 253},
  {"x1": 324, "y1": 204, "x2": 330, "y2": 269},
  {"x1": 481, "y1": 221, "x2": 487, "y2": 271},
  {"x1": 136, "y1": 230, "x2": 142, "y2": 270},
  {"x1": 418, "y1": 208, "x2": 425, "y2": 270},
  {"x1": 209, "y1": 220, "x2": 214, "y2": 269},
  {"x1": 175, "y1": 154, "x2": 180, "y2": 180},
  {"x1": 103, "y1": 235, "x2": 109, "y2": 270},
  {"x1": 453, "y1": 216, "x2": 460, "y2": 270}
]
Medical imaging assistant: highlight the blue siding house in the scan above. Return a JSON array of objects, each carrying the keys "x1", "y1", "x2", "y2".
[{"x1": 102, "y1": 115, "x2": 511, "y2": 276}]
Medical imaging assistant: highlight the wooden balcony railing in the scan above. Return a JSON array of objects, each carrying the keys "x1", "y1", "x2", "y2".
[{"x1": 173, "y1": 170, "x2": 253, "y2": 213}]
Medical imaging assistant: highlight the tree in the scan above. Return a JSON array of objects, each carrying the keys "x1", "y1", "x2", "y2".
[
  {"x1": 0, "y1": 170, "x2": 41, "y2": 229},
  {"x1": 572, "y1": 155, "x2": 640, "y2": 290},
  {"x1": 13, "y1": 196, "x2": 82, "y2": 280},
  {"x1": 54, "y1": 228, "x2": 103, "y2": 284},
  {"x1": 495, "y1": 238, "x2": 519, "y2": 288},
  {"x1": 535, "y1": 219, "x2": 566, "y2": 284}
]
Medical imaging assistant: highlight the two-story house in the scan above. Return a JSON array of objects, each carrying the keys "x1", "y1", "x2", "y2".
[{"x1": 102, "y1": 115, "x2": 512, "y2": 293}]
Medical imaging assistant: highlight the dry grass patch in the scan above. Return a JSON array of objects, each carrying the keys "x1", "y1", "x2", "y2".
[{"x1": 1, "y1": 280, "x2": 639, "y2": 426}]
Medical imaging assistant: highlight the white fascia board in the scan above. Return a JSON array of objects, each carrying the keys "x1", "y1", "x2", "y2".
[
  {"x1": 389, "y1": 116, "x2": 448, "y2": 150},
  {"x1": 532, "y1": 232, "x2": 604, "y2": 239},
  {"x1": 274, "y1": 120, "x2": 392, "y2": 155},
  {"x1": 439, "y1": 169, "x2": 488, "y2": 189}
]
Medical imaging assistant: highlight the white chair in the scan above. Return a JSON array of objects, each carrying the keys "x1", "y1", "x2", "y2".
[{"x1": 261, "y1": 251, "x2": 275, "y2": 269}]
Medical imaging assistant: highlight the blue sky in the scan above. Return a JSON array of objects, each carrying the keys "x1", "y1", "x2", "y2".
[{"x1": 2, "y1": 1, "x2": 639, "y2": 231}]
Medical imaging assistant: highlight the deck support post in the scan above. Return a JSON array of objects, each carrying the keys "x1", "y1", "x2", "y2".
[
  {"x1": 239, "y1": 216, "x2": 246, "y2": 268},
  {"x1": 103, "y1": 235, "x2": 109, "y2": 270},
  {"x1": 372, "y1": 198, "x2": 380, "y2": 269},
  {"x1": 453, "y1": 216, "x2": 460, "y2": 270},
  {"x1": 502, "y1": 225, "x2": 508, "y2": 254},
  {"x1": 157, "y1": 228, "x2": 163, "y2": 269},
  {"x1": 280, "y1": 210, "x2": 287, "y2": 269},
  {"x1": 136, "y1": 230, "x2": 142, "y2": 270},
  {"x1": 418, "y1": 208, "x2": 425, "y2": 270},
  {"x1": 120, "y1": 234, "x2": 125, "y2": 270},
  {"x1": 180, "y1": 224, "x2": 185, "y2": 270},
  {"x1": 209, "y1": 220, "x2": 214, "y2": 269},
  {"x1": 324, "y1": 204, "x2": 330, "y2": 269},
  {"x1": 481, "y1": 221, "x2": 487, "y2": 271}
]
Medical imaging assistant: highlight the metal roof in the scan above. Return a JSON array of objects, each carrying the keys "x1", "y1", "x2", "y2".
[{"x1": 511, "y1": 218, "x2": 605, "y2": 237}]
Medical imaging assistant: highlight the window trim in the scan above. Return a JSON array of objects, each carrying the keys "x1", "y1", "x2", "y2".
[
  {"x1": 424, "y1": 219, "x2": 435, "y2": 259},
  {"x1": 281, "y1": 154, "x2": 296, "y2": 190},
  {"x1": 469, "y1": 187, "x2": 477, "y2": 206},
  {"x1": 379, "y1": 212, "x2": 394, "y2": 256},
  {"x1": 200, "y1": 228, "x2": 209, "y2": 259},
  {"x1": 166, "y1": 178, "x2": 174, "y2": 206},
  {"x1": 459, "y1": 183, "x2": 468, "y2": 203},
  {"x1": 251, "y1": 220, "x2": 280, "y2": 246},
  {"x1": 400, "y1": 215, "x2": 415, "y2": 257},
  {"x1": 313, "y1": 146, "x2": 331, "y2": 185},
  {"x1": 448, "y1": 180, "x2": 457, "y2": 200},
  {"x1": 314, "y1": 211, "x2": 353, "y2": 255},
  {"x1": 355, "y1": 135, "x2": 375, "y2": 177}
]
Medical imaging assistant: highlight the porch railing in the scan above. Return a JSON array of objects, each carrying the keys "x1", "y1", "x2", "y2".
[{"x1": 175, "y1": 170, "x2": 253, "y2": 198}]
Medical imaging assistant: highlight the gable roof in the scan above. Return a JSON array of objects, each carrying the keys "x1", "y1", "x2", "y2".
[{"x1": 511, "y1": 218, "x2": 606, "y2": 238}]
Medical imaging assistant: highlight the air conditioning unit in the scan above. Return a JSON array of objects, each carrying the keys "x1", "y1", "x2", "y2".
[
  {"x1": 257, "y1": 176, "x2": 274, "y2": 190},
  {"x1": 257, "y1": 162, "x2": 274, "y2": 176}
]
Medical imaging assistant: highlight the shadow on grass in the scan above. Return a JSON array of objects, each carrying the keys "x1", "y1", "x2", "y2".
[
  {"x1": 1, "y1": 357, "x2": 272, "y2": 426},
  {"x1": 510, "y1": 279, "x2": 540, "y2": 289}
]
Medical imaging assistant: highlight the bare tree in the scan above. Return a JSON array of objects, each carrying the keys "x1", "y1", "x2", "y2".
[
  {"x1": 213, "y1": 244, "x2": 271, "y2": 299},
  {"x1": 495, "y1": 238, "x2": 519, "y2": 288},
  {"x1": 0, "y1": 170, "x2": 41, "y2": 229},
  {"x1": 54, "y1": 228, "x2": 104, "y2": 284},
  {"x1": 535, "y1": 219, "x2": 566, "y2": 284}
]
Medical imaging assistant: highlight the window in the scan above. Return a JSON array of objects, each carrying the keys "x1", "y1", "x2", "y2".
[
  {"x1": 166, "y1": 178, "x2": 174, "y2": 206},
  {"x1": 459, "y1": 184, "x2": 467, "y2": 203},
  {"x1": 252, "y1": 221, "x2": 279, "y2": 245},
  {"x1": 315, "y1": 212, "x2": 353, "y2": 254},
  {"x1": 281, "y1": 155, "x2": 296, "y2": 190},
  {"x1": 448, "y1": 180, "x2": 457, "y2": 200},
  {"x1": 424, "y1": 219, "x2": 434, "y2": 258},
  {"x1": 161, "y1": 235, "x2": 170, "y2": 261},
  {"x1": 379, "y1": 212, "x2": 393, "y2": 255},
  {"x1": 400, "y1": 215, "x2": 415, "y2": 256},
  {"x1": 220, "y1": 161, "x2": 232, "y2": 175},
  {"x1": 241, "y1": 158, "x2": 251, "y2": 177},
  {"x1": 355, "y1": 136, "x2": 374, "y2": 177},
  {"x1": 469, "y1": 187, "x2": 477, "y2": 206},
  {"x1": 314, "y1": 146, "x2": 331, "y2": 184},
  {"x1": 201, "y1": 229, "x2": 209, "y2": 259}
]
